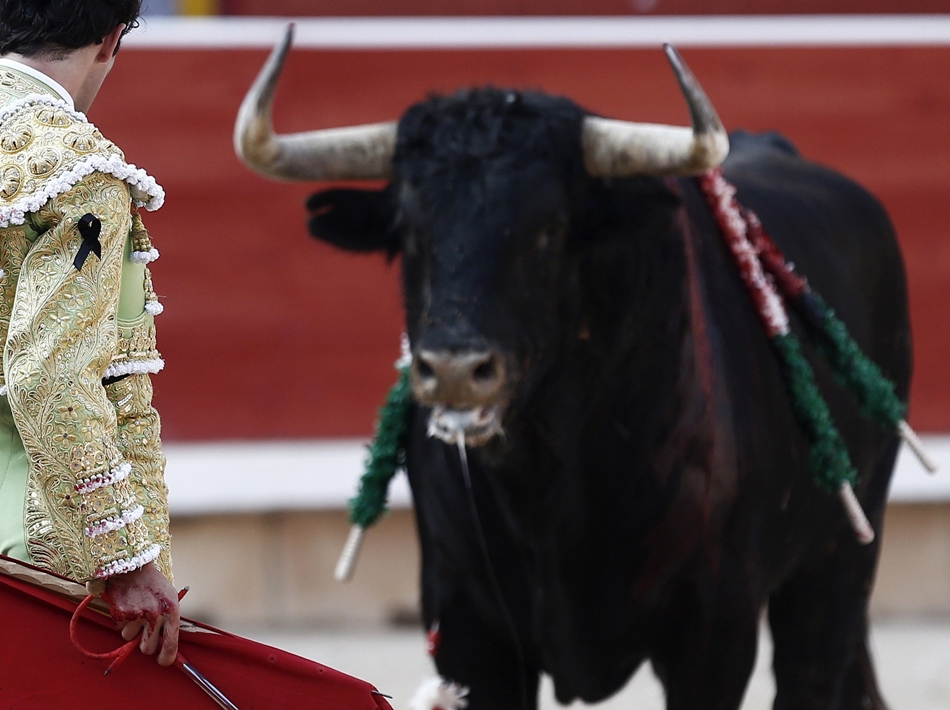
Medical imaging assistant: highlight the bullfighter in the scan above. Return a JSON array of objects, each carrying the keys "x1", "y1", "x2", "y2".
[{"x1": 0, "y1": 0, "x2": 179, "y2": 666}]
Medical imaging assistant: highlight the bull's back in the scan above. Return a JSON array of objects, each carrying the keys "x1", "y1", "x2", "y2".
[{"x1": 707, "y1": 132, "x2": 911, "y2": 581}]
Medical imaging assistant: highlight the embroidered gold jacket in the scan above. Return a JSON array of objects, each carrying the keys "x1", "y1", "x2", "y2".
[{"x1": 0, "y1": 66, "x2": 171, "y2": 581}]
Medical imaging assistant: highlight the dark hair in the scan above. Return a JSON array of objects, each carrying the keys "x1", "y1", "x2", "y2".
[{"x1": 0, "y1": 0, "x2": 142, "y2": 58}]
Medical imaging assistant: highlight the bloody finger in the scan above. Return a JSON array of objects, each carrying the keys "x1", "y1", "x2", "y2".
[
  {"x1": 158, "y1": 615, "x2": 180, "y2": 667},
  {"x1": 121, "y1": 619, "x2": 146, "y2": 642},
  {"x1": 140, "y1": 618, "x2": 163, "y2": 656}
]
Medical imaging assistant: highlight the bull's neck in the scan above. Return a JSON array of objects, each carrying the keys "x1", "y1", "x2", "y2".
[
  {"x1": 482, "y1": 191, "x2": 713, "y2": 558},
  {"x1": 501, "y1": 190, "x2": 702, "y2": 466},
  {"x1": 577, "y1": 203, "x2": 694, "y2": 407}
]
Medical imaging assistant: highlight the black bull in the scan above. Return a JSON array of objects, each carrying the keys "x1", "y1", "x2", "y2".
[{"x1": 311, "y1": 89, "x2": 909, "y2": 709}]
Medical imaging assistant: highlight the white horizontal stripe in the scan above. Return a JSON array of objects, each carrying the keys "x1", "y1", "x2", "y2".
[
  {"x1": 163, "y1": 435, "x2": 950, "y2": 515},
  {"x1": 889, "y1": 436, "x2": 950, "y2": 502},
  {"x1": 164, "y1": 439, "x2": 412, "y2": 516},
  {"x1": 124, "y1": 15, "x2": 950, "y2": 50}
]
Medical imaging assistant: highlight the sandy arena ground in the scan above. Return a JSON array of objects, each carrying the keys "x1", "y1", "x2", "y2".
[{"x1": 235, "y1": 616, "x2": 950, "y2": 710}]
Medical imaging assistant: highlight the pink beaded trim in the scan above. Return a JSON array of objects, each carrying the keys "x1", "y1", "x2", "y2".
[
  {"x1": 74, "y1": 461, "x2": 131, "y2": 495},
  {"x1": 95, "y1": 543, "x2": 161, "y2": 579},
  {"x1": 84, "y1": 504, "x2": 144, "y2": 538}
]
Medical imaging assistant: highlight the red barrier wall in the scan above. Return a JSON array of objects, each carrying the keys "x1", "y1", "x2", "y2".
[{"x1": 93, "y1": 45, "x2": 950, "y2": 440}]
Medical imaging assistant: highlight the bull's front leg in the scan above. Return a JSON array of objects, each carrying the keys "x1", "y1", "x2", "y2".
[
  {"x1": 648, "y1": 556, "x2": 761, "y2": 710},
  {"x1": 416, "y1": 574, "x2": 541, "y2": 710},
  {"x1": 408, "y1": 434, "x2": 541, "y2": 710}
]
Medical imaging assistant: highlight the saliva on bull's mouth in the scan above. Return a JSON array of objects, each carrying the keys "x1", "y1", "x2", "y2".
[{"x1": 426, "y1": 404, "x2": 505, "y2": 447}]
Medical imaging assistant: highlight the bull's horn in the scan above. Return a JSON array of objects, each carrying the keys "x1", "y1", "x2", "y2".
[
  {"x1": 234, "y1": 24, "x2": 397, "y2": 182},
  {"x1": 582, "y1": 44, "x2": 729, "y2": 178}
]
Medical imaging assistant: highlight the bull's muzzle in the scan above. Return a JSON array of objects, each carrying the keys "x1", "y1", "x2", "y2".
[{"x1": 411, "y1": 350, "x2": 507, "y2": 409}]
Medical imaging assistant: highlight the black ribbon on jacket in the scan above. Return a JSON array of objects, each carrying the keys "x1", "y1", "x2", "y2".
[{"x1": 73, "y1": 213, "x2": 102, "y2": 271}]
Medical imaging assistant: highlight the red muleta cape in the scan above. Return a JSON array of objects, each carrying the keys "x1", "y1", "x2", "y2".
[{"x1": 0, "y1": 555, "x2": 393, "y2": 709}]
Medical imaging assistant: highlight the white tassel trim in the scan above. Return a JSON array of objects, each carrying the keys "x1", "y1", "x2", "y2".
[
  {"x1": 0, "y1": 93, "x2": 87, "y2": 128},
  {"x1": 84, "y1": 504, "x2": 144, "y2": 538},
  {"x1": 0, "y1": 152, "x2": 164, "y2": 226},
  {"x1": 396, "y1": 332, "x2": 413, "y2": 370},
  {"x1": 74, "y1": 461, "x2": 132, "y2": 495},
  {"x1": 144, "y1": 300, "x2": 163, "y2": 316},
  {"x1": 95, "y1": 543, "x2": 161, "y2": 579},
  {"x1": 130, "y1": 248, "x2": 160, "y2": 264},
  {"x1": 409, "y1": 678, "x2": 470, "y2": 710},
  {"x1": 103, "y1": 357, "x2": 165, "y2": 380},
  {"x1": 0, "y1": 385, "x2": 6, "y2": 396},
  {"x1": 0, "y1": 96, "x2": 164, "y2": 227}
]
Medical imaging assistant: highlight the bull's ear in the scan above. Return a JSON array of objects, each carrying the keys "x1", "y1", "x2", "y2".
[{"x1": 307, "y1": 187, "x2": 399, "y2": 256}]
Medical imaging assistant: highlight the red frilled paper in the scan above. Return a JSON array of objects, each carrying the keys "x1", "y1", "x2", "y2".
[{"x1": 0, "y1": 556, "x2": 393, "y2": 710}]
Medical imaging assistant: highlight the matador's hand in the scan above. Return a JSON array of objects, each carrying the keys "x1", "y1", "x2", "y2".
[{"x1": 102, "y1": 561, "x2": 180, "y2": 666}]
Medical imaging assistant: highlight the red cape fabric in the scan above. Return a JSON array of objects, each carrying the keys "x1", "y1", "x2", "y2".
[{"x1": 0, "y1": 557, "x2": 393, "y2": 709}]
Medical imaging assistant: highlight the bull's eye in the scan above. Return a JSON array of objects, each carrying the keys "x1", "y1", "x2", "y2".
[{"x1": 537, "y1": 222, "x2": 566, "y2": 251}]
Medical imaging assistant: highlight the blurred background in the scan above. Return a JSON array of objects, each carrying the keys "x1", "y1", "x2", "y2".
[{"x1": 97, "y1": 2, "x2": 949, "y2": 707}]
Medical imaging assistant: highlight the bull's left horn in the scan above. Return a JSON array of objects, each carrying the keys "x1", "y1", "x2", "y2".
[
  {"x1": 234, "y1": 24, "x2": 397, "y2": 181},
  {"x1": 582, "y1": 44, "x2": 729, "y2": 178}
]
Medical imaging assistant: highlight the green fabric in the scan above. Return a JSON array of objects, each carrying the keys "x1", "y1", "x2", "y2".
[
  {"x1": 22, "y1": 218, "x2": 40, "y2": 244},
  {"x1": 773, "y1": 333, "x2": 857, "y2": 490},
  {"x1": 805, "y1": 293, "x2": 907, "y2": 426},
  {"x1": 0, "y1": 221, "x2": 53, "y2": 561},
  {"x1": 117, "y1": 230, "x2": 148, "y2": 322},
  {"x1": 0, "y1": 395, "x2": 30, "y2": 562},
  {"x1": 349, "y1": 366, "x2": 412, "y2": 529}
]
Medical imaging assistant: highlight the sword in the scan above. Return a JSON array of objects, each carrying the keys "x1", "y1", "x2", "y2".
[
  {"x1": 176, "y1": 652, "x2": 241, "y2": 710},
  {"x1": 172, "y1": 586, "x2": 240, "y2": 710}
]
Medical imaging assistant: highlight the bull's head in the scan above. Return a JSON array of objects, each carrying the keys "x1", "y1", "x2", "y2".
[{"x1": 235, "y1": 26, "x2": 728, "y2": 447}]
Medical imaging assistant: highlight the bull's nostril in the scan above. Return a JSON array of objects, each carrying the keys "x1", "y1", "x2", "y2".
[
  {"x1": 416, "y1": 359, "x2": 435, "y2": 380},
  {"x1": 473, "y1": 359, "x2": 497, "y2": 382}
]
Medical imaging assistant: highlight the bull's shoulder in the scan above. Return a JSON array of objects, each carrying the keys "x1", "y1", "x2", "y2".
[
  {"x1": 725, "y1": 129, "x2": 800, "y2": 161},
  {"x1": 720, "y1": 130, "x2": 891, "y2": 240}
]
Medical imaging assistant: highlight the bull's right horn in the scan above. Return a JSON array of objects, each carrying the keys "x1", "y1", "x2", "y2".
[
  {"x1": 234, "y1": 24, "x2": 397, "y2": 182},
  {"x1": 582, "y1": 44, "x2": 729, "y2": 178}
]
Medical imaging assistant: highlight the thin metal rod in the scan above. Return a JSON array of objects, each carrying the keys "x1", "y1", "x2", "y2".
[{"x1": 179, "y1": 660, "x2": 241, "y2": 710}]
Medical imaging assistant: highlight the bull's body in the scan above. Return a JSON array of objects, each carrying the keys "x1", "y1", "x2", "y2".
[
  {"x1": 279, "y1": 76, "x2": 910, "y2": 708},
  {"x1": 386, "y1": 125, "x2": 909, "y2": 710}
]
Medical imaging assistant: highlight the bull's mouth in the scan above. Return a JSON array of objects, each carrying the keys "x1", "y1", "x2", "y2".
[{"x1": 426, "y1": 405, "x2": 504, "y2": 446}]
